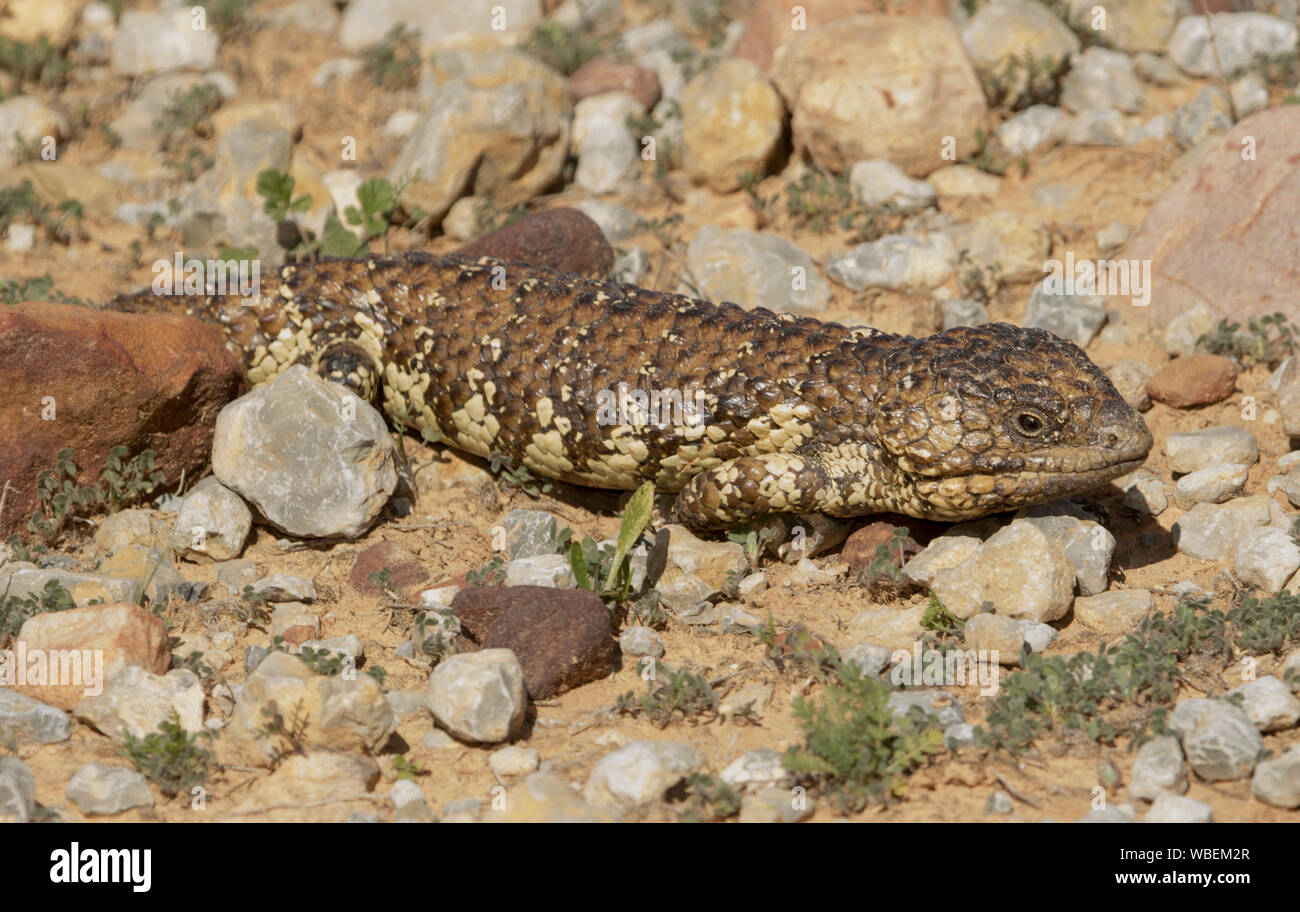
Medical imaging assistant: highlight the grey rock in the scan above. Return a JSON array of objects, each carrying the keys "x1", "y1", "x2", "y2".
[
  {"x1": 1121, "y1": 470, "x2": 1167, "y2": 515},
  {"x1": 1144, "y1": 792, "x2": 1213, "y2": 823},
  {"x1": 611, "y1": 246, "x2": 649, "y2": 285},
  {"x1": 74, "y1": 667, "x2": 205, "y2": 743},
  {"x1": 339, "y1": 0, "x2": 542, "y2": 52},
  {"x1": 842, "y1": 642, "x2": 894, "y2": 677},
  {"x1": 826, "y1": 234, "x2": 957, "y2": 292},
  {"x1": 0, "y1": 566, "x2": 140, "y2": 607},
  {"x1": 1167, "y1": 12, "x2": 1297, "y2": 78},
  {"x1": 848, "y1": 159, "x2": 936, "y2": 212},
  {"x1": 1234, "y1": 528, "x2": 1300, "y2": 596},
  {"x1": 1061, "y1": 47, "x2": 1145, "y2": 114},
  {"x1": 1169, "y1": 698, "x2": 1263, "y2": 781},
  {"x1": 1024, "y1": 278, "x2": 1107, "y2": 347},
  {"x1": 1133, "y1": 51, "x2": 1182, "y2": 86},
  {"x1": 1172, "y1": 87, "x2": 1233, "y2": 151},
  {"x1": 251, "y1": 573, "x2": 317, "y2": 603},
  {"x1": 0, "y1": 756, "x2": 36, "y2": 822},
  {"x1": 211, "y1": 365, "x2": 399, "y2": 539},
  {"x1": 1173, "y1": 495, "x2": 1290, "y2": 562},
  {"x1": 940, "y1": 298, "x2": 989, "y2": 329},
  {"x1": 1054, "y1": 108, "x2": 1129, "y2": 147},
  {"x1": 488, "y1": 745, "x2": 540, "y2": 778},
  {"x1": 1166, "y1": 426, "x2": 1259, "y2": 474},
  {"x1": 1173, "y1": 462, "x2": 1251, "y2": 509},
  {"x1": 1129, "y1": 735, "x2": 1188, "y2": 800},
  {"x1": 571, "y1": 92, "x2": 642, "y2": 194},
  {"x1": 65, "y1": 763, "x2": 154, "y2": 816},
  {"x1": 994, "y1": 104, "x2": 1064, "y2": 156},
  {"x1": 111, "y1": 9, "x2": 219, "y2": 75},
  {"x1": 1163, "y1": 301, "x2": 1218, "y2": 357},
  {"x1": 886, "y1": 690, "x2": 963, "y2": 727},
  {"x1": 684, "y1": 224, "x2": 831, "y2": 314},
  {"x1": 1251, "y1": 746, "x2": 1300, "y2": 808},
  {"x1": 502, "y1": 509, "x2": 567, "y2": 559},
  {"x1": 720, "y1": 748, "x2": 788, "y2": 791},
  {"x1": 738, "y1": 786, "x2": 813, "y2": 823},
  {"x1": 385, "y1": 690, "x2": 427, "y2": 720},
  {"x1": 1225, "y1": 676, "x2": 1300, "y2": 732},
  {"x1": 504, "y1": 553, "x2": 576, "y2": 589},
  {"x1": 1017, "y1": 620, "x2": 1057, "y2": 654},
  {"x1": 427, "y1": 649, "x2": 527, "y2": 744},
  {"x1": 985, "y1": 790, "x2": 1014, "y2": 815},
  {"x1": 170, "y1": 476, "x2": 251, "y2": 562},
  {"x1": 944, "y1": 722, "x2": 977, "y2": 749},
  {"x1": 1012, "y1": 506, "x2": 1115, "y2": 596},
  {"x1": 584, "y1": 740, "x2": 700, "y2": 807},
  {"x1": 619, "y1": 625, "x2": 664, "y2": 658},
  {"x1": 0, "y1": 688, "x2": 71, "y2": 744}
]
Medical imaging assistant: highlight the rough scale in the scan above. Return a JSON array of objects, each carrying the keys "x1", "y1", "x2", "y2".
[{"x1": 109, "y1": 251, "x2": 1153, "y2": 529}]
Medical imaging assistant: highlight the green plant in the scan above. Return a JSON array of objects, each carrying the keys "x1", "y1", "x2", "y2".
[
  {"x1": 154, "y1": 84, "x2": 223, "y2": 149},
  {"x1": 977, "y1": 593, "x2": 1300, "y2": 753},
  {"x1": 464, "y1": 556, "x2": 507, "y2": 587},
  {"x1": 1, "y1": 578, "x2": 75, "y2": 647},
  {"x1": 412, "y1": 607, "x2": 462, "y2": 661},
  {"x1": 101, "y1": 446, "x2": 164, "y2": 511},
  {"x1": 172, "y1": 650, "x2": 213, "y2": 679},
  {"x1": 488, "y1": 451, "x2": 554, "y2": 497},
  {"x1": 206, "y1": 0, "x2": 257, "y2": 35},
  {"x1": 360, "y1": 24, "x2": 421, "y2": 89},
  {"x1": 0, "y1": 275, "x2": 91, "y2": 307},
  {"x1": 855, "y1": 526, "x2": 916, "y2": 600},
  {"x1": 616, "y1": 662, "x2": 719, "y2": 727},
  {"x1": 0, "y1": 36, "x2": 74, "y2": 92},
  {"x1": 27, "y1": 448, "x2": 101, "y2": 547},
  {"x1": 392, "y1": 754, "x2": 424, "y2": 781},
  {"x1": 0, "y1": 181, "x2": 85, "y2": 244},
  {"x1": 1197, "y1": 313, "x2": 1299, "y2": 369},
  {"x1": 121, "y1": 711, "x2": 214, "y2": 799},
  {"x1": 520, "y1": 21, "x2": 610, "y2": 76},
  {"x1": 784, "y1": 659, "x2": 945, "y2": 813},
  {"x1": 921, "y1": 594, "x2": 964, "y2": 637},
  {"x1": 677, "y1": 773, "x2": 741, "y2": 822},
  {"x1": 568, "y1": 481, "x2": 654, "y2": 605},
  {"x1": 256, "y1": 168, "x2": 371, "y2": 260},
  {"x1": 257, "y1": 699, "x2": 310, "y2": 764}
]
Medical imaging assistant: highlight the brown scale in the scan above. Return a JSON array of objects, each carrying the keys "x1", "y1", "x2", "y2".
[{"x1": 107, "y1": 252, "x2": 1154, "y2": 528}]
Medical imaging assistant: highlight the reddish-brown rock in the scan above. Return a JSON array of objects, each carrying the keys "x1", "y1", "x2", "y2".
[
  {"x1": 6, "y1": 602, "x2": 169, "y2": 709},
  {"x1": 1146, "y1": 354, "x2": 1239, "y2": 408},
  {"x1": 453, "y1": 207, "x2": 613, "y2": 278},
  {"x1": 842, "y1": 522, "x2": 922, "y2": 577},
  {"x1": 1122, "y1": 107, "x2": 1300, "y2": 324},
  {"x1": 348, "y1": 540, "x2": 429, "y2": 596},
  {"x1": 452, "y1": 585, "x2": 616, "y2": 699},
  {"x1": 569, "y1": 58, "x2": 661, "y2": 111},
  {"x1": 0, "y1": 302, "x2": 242, "y2": 537},
  {"x1": 733, "y1": 0, "x2": 950, "y2": 73}
]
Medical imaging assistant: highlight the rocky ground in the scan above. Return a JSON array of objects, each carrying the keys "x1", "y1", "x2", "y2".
[{"x1": 1, "y1": 0, "x2": 1300, "y2": 824}]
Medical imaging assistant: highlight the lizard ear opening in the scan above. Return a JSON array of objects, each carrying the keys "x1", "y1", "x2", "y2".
[{"x1": 312, "y1": 340, "x2": 382, "y2": 403}]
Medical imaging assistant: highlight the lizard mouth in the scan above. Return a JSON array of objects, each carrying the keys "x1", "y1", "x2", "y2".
[{"x1": 910, "y1": 455, "x2": 1149, "y2": 520}]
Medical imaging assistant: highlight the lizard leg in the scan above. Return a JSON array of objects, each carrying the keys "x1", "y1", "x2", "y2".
[
  {"x1": 668, "y1": 443, "x2": 903, "y2": 529},
  {"x1": 310, "y1": 338, "x2": 382, "y2": 404},
  {"x1": 668, "y1": 453, "x2": 828, "y2": 529}
]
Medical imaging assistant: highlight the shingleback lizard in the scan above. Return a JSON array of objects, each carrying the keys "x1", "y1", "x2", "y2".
[{"x1": 110, "y1": 251, "x2": 1153, "y2": 529}]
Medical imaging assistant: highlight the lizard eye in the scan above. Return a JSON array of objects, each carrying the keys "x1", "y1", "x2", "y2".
[{"x1": 1016, "y1": 412, "x2": 1043, "y2": 435}]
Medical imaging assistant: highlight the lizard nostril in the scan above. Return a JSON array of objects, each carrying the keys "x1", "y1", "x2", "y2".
[{"x1": 1104, "y1": 431, "x2": 1119, "y2": 448}]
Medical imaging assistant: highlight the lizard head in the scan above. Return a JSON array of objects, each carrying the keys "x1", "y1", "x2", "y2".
[{"x1": 870, "y1": 322, "x2": 1152, "y2": 520}]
